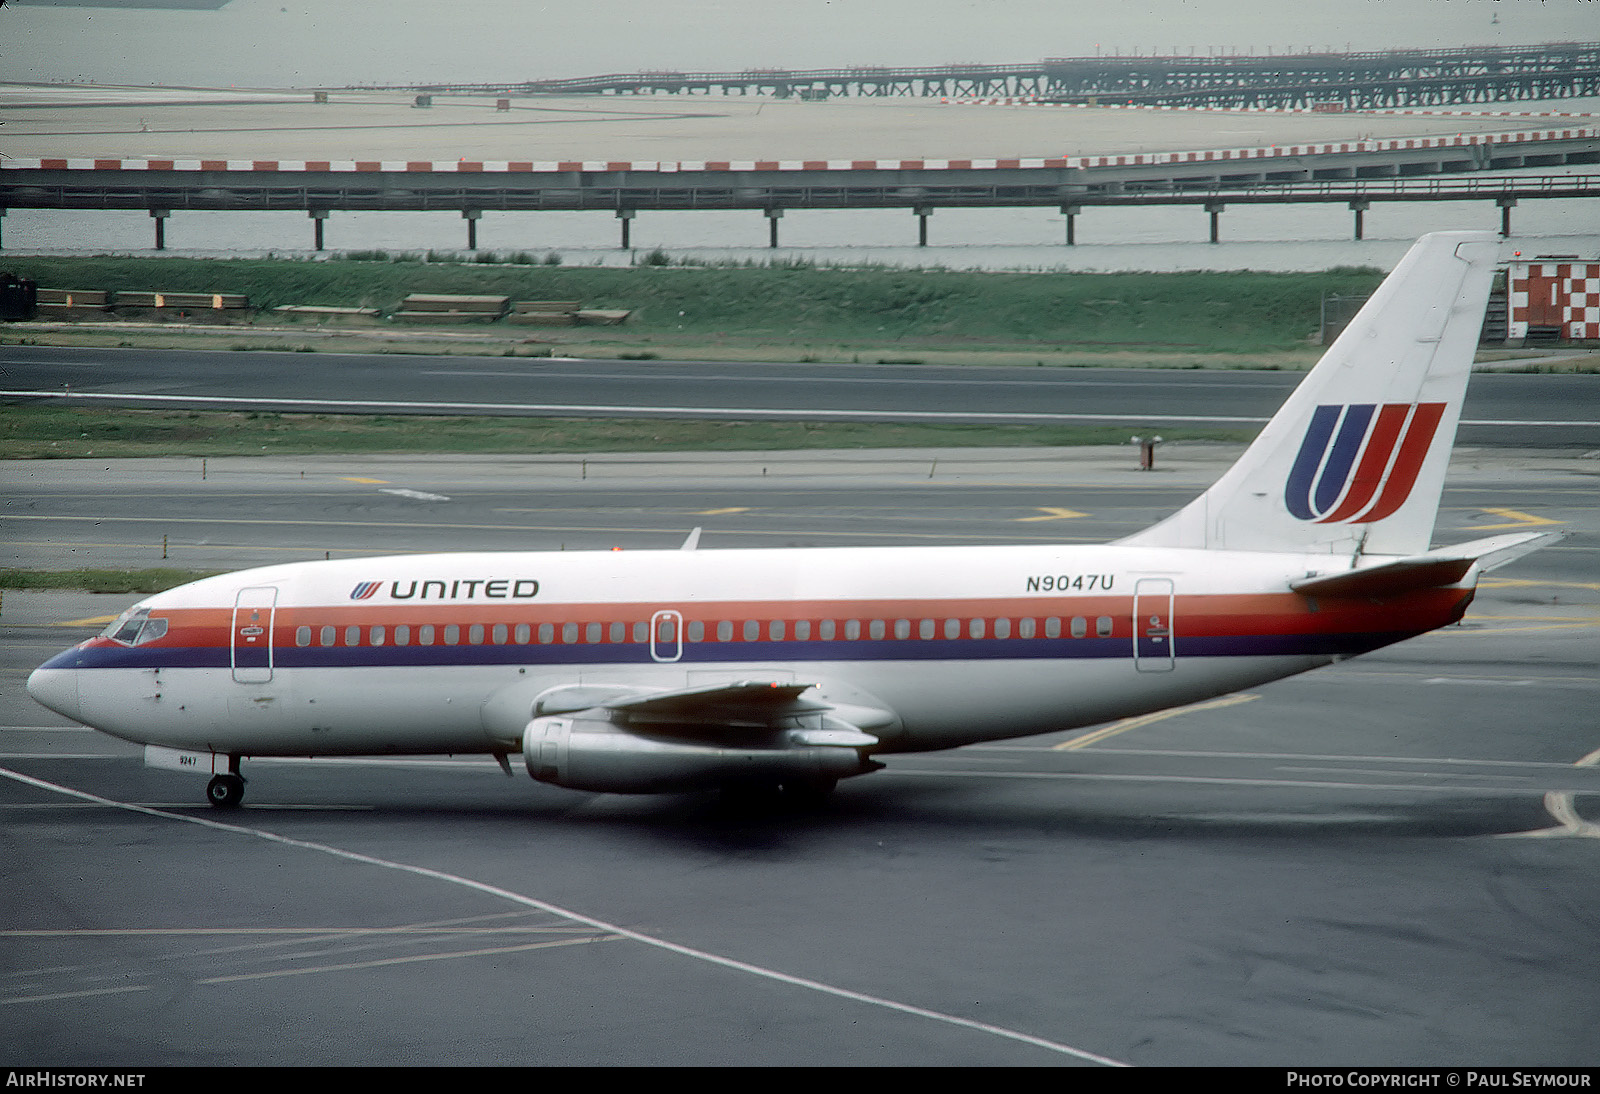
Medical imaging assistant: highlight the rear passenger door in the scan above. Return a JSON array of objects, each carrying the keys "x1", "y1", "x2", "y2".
[{"x1": 1133, "y1": 578, "x2": 1174, "y2": 672}]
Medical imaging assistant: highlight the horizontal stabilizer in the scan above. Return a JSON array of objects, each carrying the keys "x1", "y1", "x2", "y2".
[
  {"x1": 1291, "y1": 531, "x2": 1561, "y2": 598},
  {"x1": 1291, "y1": 557, "x2": 1473, "y2": 598},
  {"x1": 1462, "y1": 530, "x2": 1566, "y2": 572}
]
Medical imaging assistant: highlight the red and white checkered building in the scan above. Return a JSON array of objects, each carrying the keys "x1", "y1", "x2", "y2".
[{"x1": 1508, "y1": 260, "x2": 1600, "y2": 342}]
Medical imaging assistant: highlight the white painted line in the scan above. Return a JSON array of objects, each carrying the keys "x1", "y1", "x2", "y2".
[
  {"x1": 0, "y1": 765, "x2": 1129, "y2": 1067},
  {"x1": 1423, "y1": 677, "x2": 1535, "y2": 686},
  {"x1": 2, "y1": 984, "x2": 151, "y2": 1006},
  {"x1": 7, "y1": 390, "x2": 1598, "y2": 428},
  {"x1": 880, "y1": 767, "x2": 1594, "y2": 796},
  {"x1": 197, "y1": 935, "x2": 616, "y2": 984},
  {"x1": 2, "y1": 926, "x2": 607, "y2": 936},
  {"x1": 0, "y1": 515, "x2": 1052, "y2": 544},
  {"x1": 0, "y1": 753, "x2": 136, "y2": 760},
  {"x1": 0, "y1": 726, "x2": 101, "y2": 733},
  {"x1": 1275, "y1": 765, "x2": 1535, "y2": 782},
  {"x1": 1507, "y1": 742, "x2": 1600, "y2": 840},
  {"x1": 2, "y1": 388, "x2": 1269, "y2": 424},
  {"x1": 0, "y1": 799, "x2": 371, "y2": 811},
  {"x1": 418, "y1": 370, "x2": 551, "y2": 378},
  {"x1": 379, "y1": 488, "x2": 452, "y2": 502},
  {"x1": 1017, "y1": 746, "x2": 1586, "y2": 769}
]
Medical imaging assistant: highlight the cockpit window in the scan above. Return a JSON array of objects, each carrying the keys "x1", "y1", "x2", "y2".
[
  {"x1": 101, "y1": 608, "x2": 167, "y2": 646},
  {"x1": 104, "y1": 608, "x2": 148, "y2": 644}
]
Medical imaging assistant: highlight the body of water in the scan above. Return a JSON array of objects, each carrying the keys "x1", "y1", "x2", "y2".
[{"x1": 7, "y1": 174, "x2": 1596, "y2": 273}]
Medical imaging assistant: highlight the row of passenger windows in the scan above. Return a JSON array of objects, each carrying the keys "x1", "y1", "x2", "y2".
[{"x1": 292, "y1": 615, "x2": 1117, "y2": 649}]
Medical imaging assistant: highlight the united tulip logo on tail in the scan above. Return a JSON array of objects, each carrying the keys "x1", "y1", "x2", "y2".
[{"x1": 1285, "y1": 403, "x2": 1446, "y2": 523}]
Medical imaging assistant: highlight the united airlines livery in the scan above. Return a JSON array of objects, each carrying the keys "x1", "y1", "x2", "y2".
[{"x1": 28, "y1": 232, "x2": 1556, "y2": 808}]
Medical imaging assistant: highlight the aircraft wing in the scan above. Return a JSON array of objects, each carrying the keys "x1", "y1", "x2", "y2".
[
  {"x1": 528, "y1": 679, "x2": 885, "y2": 746},
  {"x1": 611, "y1": 680, "x2": 826, "y2": 722}
]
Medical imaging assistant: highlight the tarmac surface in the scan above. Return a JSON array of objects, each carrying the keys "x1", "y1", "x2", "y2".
[
  {"x1": 2, "y1": 445, "x2": 1597, "y2": 1066},
  {"x1": 5, "y1": 346, "x2": 1600, "y2": 448}
]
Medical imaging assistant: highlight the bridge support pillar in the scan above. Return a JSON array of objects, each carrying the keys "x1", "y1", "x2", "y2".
[
  {"x1": 1348, "y1": 199, "x2": 1370, "y2": 241},
  {"x1": 463, "y1": 209, "x2": 482, "y2": 251},
  {"x1": 150, "y1": 208, "x2": 170, "y2": 251},
  {"x1": 1204, "y1": 202, "x2": 1225, "y2": 244},
  {"x1": 915, "y1": 206, "x2": 932, "y2": 247},
  {"x1": 766, "y1": 208, "x2": 783, "y2": 248},
  {"x1": 309, "y1": 209, "x2": 329, "y2": 251},
  {"x1": 616, "y1": 209, "x2": 635, "y2": 249},
  {"x1": 1497, "y1": 197, "x2": 1517, "y2": 237},
  {"x1": 1061, "y1": 205, "x2": 1081, "y2": 245}
]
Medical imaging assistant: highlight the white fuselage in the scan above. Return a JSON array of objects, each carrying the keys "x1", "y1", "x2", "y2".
[{"x1": 31, "y1": 542, "x2": 1473, "y2": 760}]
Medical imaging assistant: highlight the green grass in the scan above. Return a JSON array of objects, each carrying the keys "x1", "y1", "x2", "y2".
[
  {"x1": 0, "y1": 567, "x2": 223, "y2": 593},
  {"x1": 1, "y1": 254, "x2": 1385, "y2": 353},
  {"x1": 0, "y1": 405, "x2": 1257, "y2": 459}
]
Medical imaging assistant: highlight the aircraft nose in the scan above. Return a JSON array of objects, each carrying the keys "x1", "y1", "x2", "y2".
[{"x1": 27, "y1": 667, "x2": 81, "y2": 722}]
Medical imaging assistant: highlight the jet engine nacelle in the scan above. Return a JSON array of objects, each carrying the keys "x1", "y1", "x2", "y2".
[{"x1": 521, "y1": 712, "x2": 876, "y2": 794}]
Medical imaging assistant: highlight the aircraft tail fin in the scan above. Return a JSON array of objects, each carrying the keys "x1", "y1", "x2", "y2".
[{"x1": 1119, "y1": 231, "x2": 1502, "y2": 557}]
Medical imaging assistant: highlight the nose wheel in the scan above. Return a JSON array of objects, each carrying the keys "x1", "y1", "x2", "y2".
[{"x1": 206, "y1": 773, "x2": 246, "y2": 809}]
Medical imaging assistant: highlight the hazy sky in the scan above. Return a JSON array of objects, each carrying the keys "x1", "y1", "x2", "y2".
[{"x1": 5, "y1": 0, "x2": 1594, "y2": 87}]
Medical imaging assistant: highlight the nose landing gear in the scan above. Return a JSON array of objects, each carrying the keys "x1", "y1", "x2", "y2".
[{"x1": 206, "y1": 763, "x2": 246, "y2": 809}]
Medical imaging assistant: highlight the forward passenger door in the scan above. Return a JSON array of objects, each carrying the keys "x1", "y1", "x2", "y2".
[{"x1": 231, "y1": 586, "x2": 278, "y2": 683}]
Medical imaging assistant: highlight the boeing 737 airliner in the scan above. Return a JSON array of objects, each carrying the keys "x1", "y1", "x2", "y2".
[{"x1": 28, "y1": 232, "x2": 1555, "y2": 808}]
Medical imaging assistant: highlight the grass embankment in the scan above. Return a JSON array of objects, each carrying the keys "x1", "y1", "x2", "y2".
[
  {"x1": 0, "y1": 568, "x2": 222, "y2": 593},
  {"x1": 1, "y1": 253, "x2": 1383, "y2": 361}
]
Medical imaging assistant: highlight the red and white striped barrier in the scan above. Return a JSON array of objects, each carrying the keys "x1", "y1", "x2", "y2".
[
  {"x1": 4, "y1": 126, "x2": 1594, "y2": 174},
  {"x1": 939, "y1": 100, "x2": 1599, "y2": 121}
]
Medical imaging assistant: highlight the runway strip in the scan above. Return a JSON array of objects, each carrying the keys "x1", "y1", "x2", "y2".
[
  {"x1": 0, "y1": 764, "x2": 1131, "y2": 1067},
  {"x1": 8, "y1": 388, "x2": 1600, "y2": 429},
  {"x1": 3, "y1": 388, "x2": 1267, "y2": 424}
]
